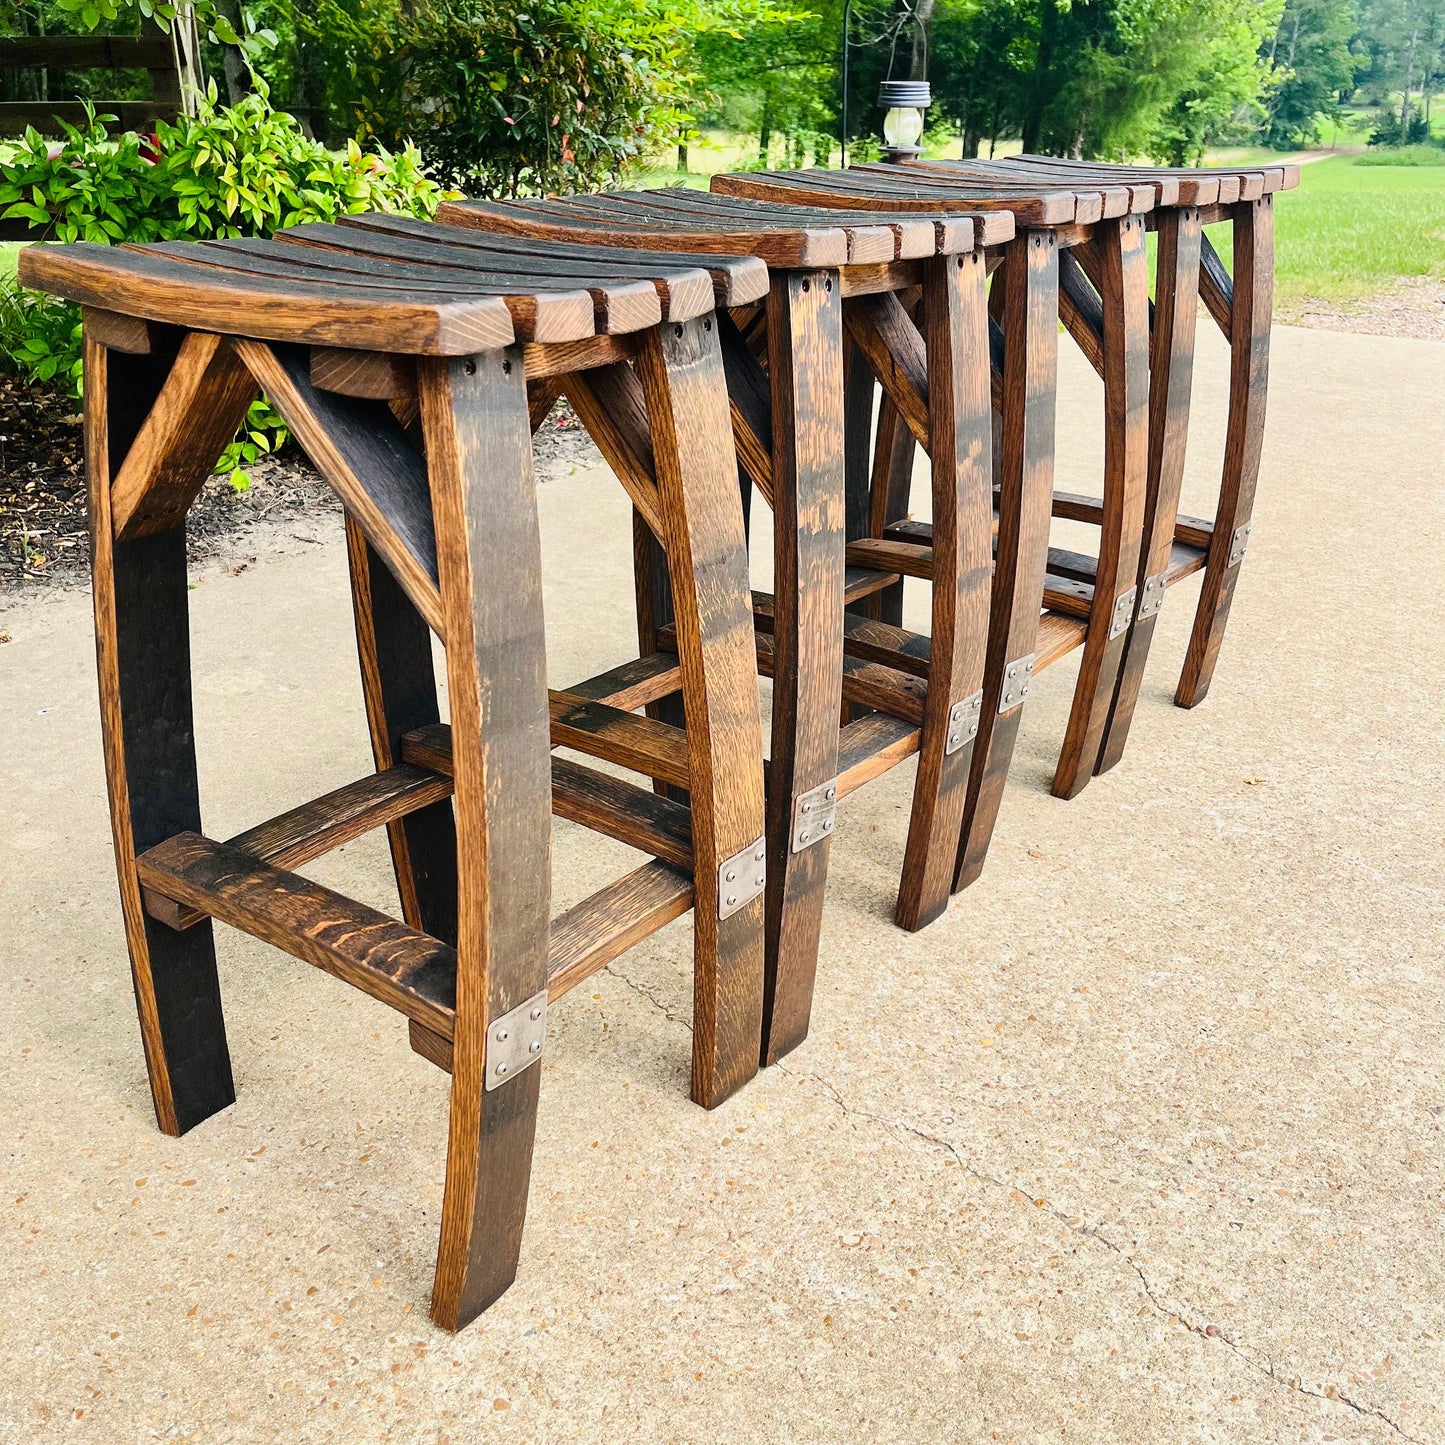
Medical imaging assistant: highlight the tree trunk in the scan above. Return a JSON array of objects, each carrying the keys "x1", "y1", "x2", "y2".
[
  {"x1": 909, "y1": 0, "x2": 935, "y2": 80},
  {"x1": 214, "y1": 0, "x2": 251, "y2": 104},
  {"x1": 292, "y1": 0, "x2": 329, "y2": 139},
  {"x1": 1022, "y1": 0, "x2": 1062, "y2": 152},
  {"x1": 677, "y1": 143, "x2": 689, "y2": 172},
  {"x1": 1401, "y1": 24, "x2": 1420, "y2": 135}
]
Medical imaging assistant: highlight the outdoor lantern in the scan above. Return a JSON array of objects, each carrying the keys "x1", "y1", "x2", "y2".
[{"x1": 878, "y1": 79, "x2": 930, "y2": 162}]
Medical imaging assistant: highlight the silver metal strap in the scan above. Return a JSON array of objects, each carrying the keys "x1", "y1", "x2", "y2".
[
  {"x1": 791, "y1": 779, "x2": 838, "y2": 852},
  {"x1": 718, "y1": 837, "x2": 767, "y2": 918},
  {"x1": 485, "y1": 990, "x2": 547, "y2": 1090}
]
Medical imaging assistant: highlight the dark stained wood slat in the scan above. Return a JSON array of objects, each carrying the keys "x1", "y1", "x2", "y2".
[
  {"x1": 560, "y1": 360, "x2": 665, "y2": 537},
  {"x1": 149, "y1": 763, "x2": 455, "y2": 931},
  {"x1": 562, "y1": 652, "x2": 683, "y2": 710},
  {"x1": 899, "y1": 159, "x2": 1142, "y2": 219},
  {"x1": 843, "y1": 291, "x2": 931, "y2": 448},
  {"x1": 712, "y1": 168, "x2": 1070, "y2": 228},
  {"x1": 268, "y1": 227, "x2": 662, "y2": 337},
  {"x1": 440, "y1": 196, "x2": 852, "y2": 269},
  {"x1": 235, "y1": 339, "x2": 444, "y2": 635},
  {"x1": 836, "y1": 713, "x2": 922, "y2": 796},
  {"x1": 156, "y1": 237, "x2": 599, "y2": 345},
  {"x1": 545, "y1": 863, "x2": 695, "y2": 1001},
  {"x1": 548, "y1": 691, "x2": 692, "y2": 789},
  {"x1": 110, "y1": 331, "x2": 258, "y2": 540},
  {"x1": 402, "y1": 723, "x2": 695, "y2": 869},
  {"x1": 19, "y1": 243, "x2": 516, "y2": 356},
  {"x1": 845, "y1": 536, "x2": 934, "y2": 579},
  {"x1": 137, "y1": 833, "x2": 458, "y2": 1038},
  {"x1": 342, "y1": 211, "x2": 767, "y2": 311}
]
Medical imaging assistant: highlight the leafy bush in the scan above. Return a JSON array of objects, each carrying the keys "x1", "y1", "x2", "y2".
[
  {"x1": 1355, "y1": 143, "x2": 1445, "y2": 167},
  {"x1": 315, "y1": 0, "x2": 671, "y2": 196},
  {"x1": 0, "y1": 91, "x2": 443, "y2": 484},
  {"x1": 1368, "y1": 106, "x2": 1433, "y2": 149}
]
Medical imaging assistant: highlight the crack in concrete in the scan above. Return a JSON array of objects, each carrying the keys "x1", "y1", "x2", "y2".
[
  {"x1": 601, "y1": 962, "x2": 690, "y2": 1029},
  {"x1": 775, "y1": 1063, "x2": 1417, "y2": 1443},
  {"x1": 596, "y1": 973, "x2": 1416, "y2": 1439}
]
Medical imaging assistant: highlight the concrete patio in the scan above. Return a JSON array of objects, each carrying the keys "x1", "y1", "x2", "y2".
[{"x1": 2, "y1": 319, "x2": 1442, "y2": 1443}]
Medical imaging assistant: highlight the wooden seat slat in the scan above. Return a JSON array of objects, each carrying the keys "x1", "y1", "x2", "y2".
[
  {"x1": 548, "y1": 691, "x2": 692, "y2": 789},
  {"x1": 19, "y1": 241, "x2": 516, "y2": 354},
  {"x1": 271, "y1": 226, "x2": 665, "y2": 334},
  {"x1": 339, "y1": 212, "x2": 767, "y2": 308},
  {"x1": 711, "y1": 168, "x2": 1072, "y2": 228},
  {"x1": 148, "y1": 238, "x2": 598, "y2": 344}
]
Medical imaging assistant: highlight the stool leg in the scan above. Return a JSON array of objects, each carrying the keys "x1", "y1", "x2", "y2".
[
  {"x1": 347, "y1": 516, "x2": 459, "y2": 943},
  {"x1": 639, "y1": 317, "x2": 768, "y2": 1107},
  {"x1": 759, "y1": 270, "x2": 846, "y2": 1065},
  {"x1": 1051, "y1": 216, "x2": 1150, "y2": 799},
  {"x1": 85, "y1": 333, "x2": 235, "y2": 1136},
  {"x1": 1176, "y1": 197, "x2": 1274, "y2": 708},
  {"x1": 896, "y1": 250, "x2": 992, "y2": 931},
  {"x1": 1096, "y1": 206, "x2": 1202, "y2": 773},
  {"x1": 953, "y1": 232, "x2": 1059, "y2": 892},
  {"x1": 421, "y1": 348, "x2": 552, "y2": 1333}
]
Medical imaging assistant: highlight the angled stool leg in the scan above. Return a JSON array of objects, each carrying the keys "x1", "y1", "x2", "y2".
[
  {"x1": 347, "y1": 517, "x2": 459, "y2": 943},
  {"x1": 953, "y1": 232, "x2": 1059, "y2": 892},
  {"x1": 895, "y1": 250, "x2": 992, "y2": 930},
  {"x1": 421, "y1": 348, "x2": 552, "y2": 1333},
  {"x1": 1176, "y1": 196, "x2": 1274, "y2": 708},
  {"x1": 87, "y1": 332, "x2": 236, "y2": 1136},
  {"x1": 1051, "y1": 216, "x2": 1149, "y2": 798},
  {"x1": 1096, "y1": 205, "x2": 1202, "y2": 773},
  {"x1": 759, "y1": 271, "x2": 846, "y2": 1065},
  {"x1": 640, "y1": 318, "x2": 769, "y2": 1105}
]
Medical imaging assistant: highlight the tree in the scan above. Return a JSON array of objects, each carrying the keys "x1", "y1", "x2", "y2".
[{"x1": 1261, "y1": 0, "x2": 1357, "y2": 146}]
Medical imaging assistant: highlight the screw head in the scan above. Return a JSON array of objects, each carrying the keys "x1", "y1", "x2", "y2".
[
  {"x1": 725, "y1": 869, "x2": 736, "y2": 882},
  {"x1": 825, "y1": 787, "x2": 836, "y2": 801},
  {"x1": 530, "y1": 1007, "x2": 543, "y2": 1021},
  {"x1": 529, "y1": 1040, "x2": 542, "y2": 1054},
  {"x1": 496, "y1": 1061, "x2": 508, "y2": 1075},
  {"x1": 822, "y1": 818, "x2": 833, "y2": 831},
  {"x1": 799, "y1": 830, "x2": 810, "y2": 843},
  {"x1": 755, "y1": 874, "x2": 765, "y2": 886},
  {"x1": 726, "y1": 894, "x2": 737, "y2": 906},
  {"x1": 496, "y1": 1028, "x2": 509, "y2": 1041},
  {"x1": 755, "y1": 847, "x2": 766, "y2": 862},
  {"x1": 801, "y1": 800, "x2": 811, "y2": 813}
]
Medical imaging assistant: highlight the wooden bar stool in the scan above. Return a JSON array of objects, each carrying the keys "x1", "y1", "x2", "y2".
[
  {"x1": 430, "y1": 188, "x2": 1016, "y2": 1066},
  {"x1": 707, "y1": 167, "x2": 1153, "y2": 891},
  {"x1": 19, "y1": 224, "x2": 770, "y2": 1330},
  {"x1": 990, "y1": 155, "x2": 1296, "y2": 758}
]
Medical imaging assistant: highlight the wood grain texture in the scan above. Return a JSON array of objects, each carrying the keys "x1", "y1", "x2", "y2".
[
  {"x1": 1050, "y1": 213, "x2": 1149, "y2": 799},
  {"x1": 110, "y1": 332, "x2": 258, "y2": 540},
  {"x1": 757, "y1": 268, "x2": 847, "y2": 1066},
  {"x1": 953, "y1": 231, "x2": 1059, "y2": 893},
  {"x1": 895, "y1": 248, "x2": 993, "y2": 931},
  {"x1": 420, "y1": 347, "x2": 552, "y2": 1331},
  {"x1": 1096, "y1": 205, "x2": 1202, "y2": 773},
  {"x1": 137, "y1": 833, "x2": 457, "y2": 1037},
  {"x1": 19, "y1": 241, "x2": 517, "y2": 356},
  {"x1": 636, "y1": 316, "x2": 766, "y2": 1108},
  {"x1": 84, "y1": 332, "x2": 235, "y2": 1138},
  {"x1": 548, "y1": 690, "x2": 691, "y2": 789},
  {"x1": 236, "y1": 339, "x2": 444, "y2": 636},
  {"x1": 346, "y1": 518, "x2": 460, "y2": 945},
  {"x1": 843, "y1": 291, "x2": 931, "y2": 448},
  {"x1": 561, "y1": 362, "x2": 665, "y2": 537},
  {"x1": 1176, "y1": 198, "x2": 1274, "y2": 708}
]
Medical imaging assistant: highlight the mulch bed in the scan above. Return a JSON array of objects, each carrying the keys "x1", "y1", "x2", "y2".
[{"x1": 0, "y1": 373, "x2": 602, "y2": 590}]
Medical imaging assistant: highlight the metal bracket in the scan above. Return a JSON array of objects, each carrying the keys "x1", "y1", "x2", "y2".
[
  {"x1": 485, "y1": 989, "x2": 547, "y2": 1091},
  {"x1": 1137, "y1": 571, "x2": 1167, "y2": 621},
  {"x1": 791, "y1": 779, "x2": 838, "y2": 852},
  {"x1": 945, "y1": 690, "x2": 984, "y2": 755},
  {"x1": 718, "y1": 836, "x2": 767, "y2": 919},
  {"x1": 998, "y1": 655, "x2": 1035, "y2": 714},
  {"x1": 1227, "y1": 521, "x2": 1252, "y2": 567},
  {"x1": 1108, "y1": 586, "x2": 1138, "y2": 640}
]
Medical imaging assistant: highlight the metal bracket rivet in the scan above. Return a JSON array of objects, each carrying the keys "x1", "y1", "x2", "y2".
[
  {"x1": 945, "y1": 690, "x2": 984, "y2": 755},
  {"x1": 791, "y1": 778, "x2": 840, "y2": 852},
  {"x1": 485, "y1": 988, "x2": 548, "y2": 1091},
  {"x1": 1137, "y1": 571, "x2": 1167, "y2": 620},
  {"x1": 719, "y1": 836, "x2": 767, "y2": 918},
  {"x1": 1108, "y1": 585, "x2": 1138, "y2": 641},
  {"x1": 1227, "y1": 521, "x2": 1252, "y2": 567},
  {"x1": 997, "y1": 654, "x2": 1036, "y2": 715}
]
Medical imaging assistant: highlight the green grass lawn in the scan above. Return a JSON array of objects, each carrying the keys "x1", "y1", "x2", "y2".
[
  {"x1": 1272, "y1": 152, "x2": 1445, "y2": 304},
  {"x1": 0, "y1": 243, "x2": 18, "y2": 281}
]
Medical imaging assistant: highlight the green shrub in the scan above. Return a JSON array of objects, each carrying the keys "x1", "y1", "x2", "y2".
[
  {"x1": 1354, "y1": 144, "x2": 1445, "y2": 167},
  {"x1": 0, "y1": 90, "x2": 443, "y2": 485}
]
